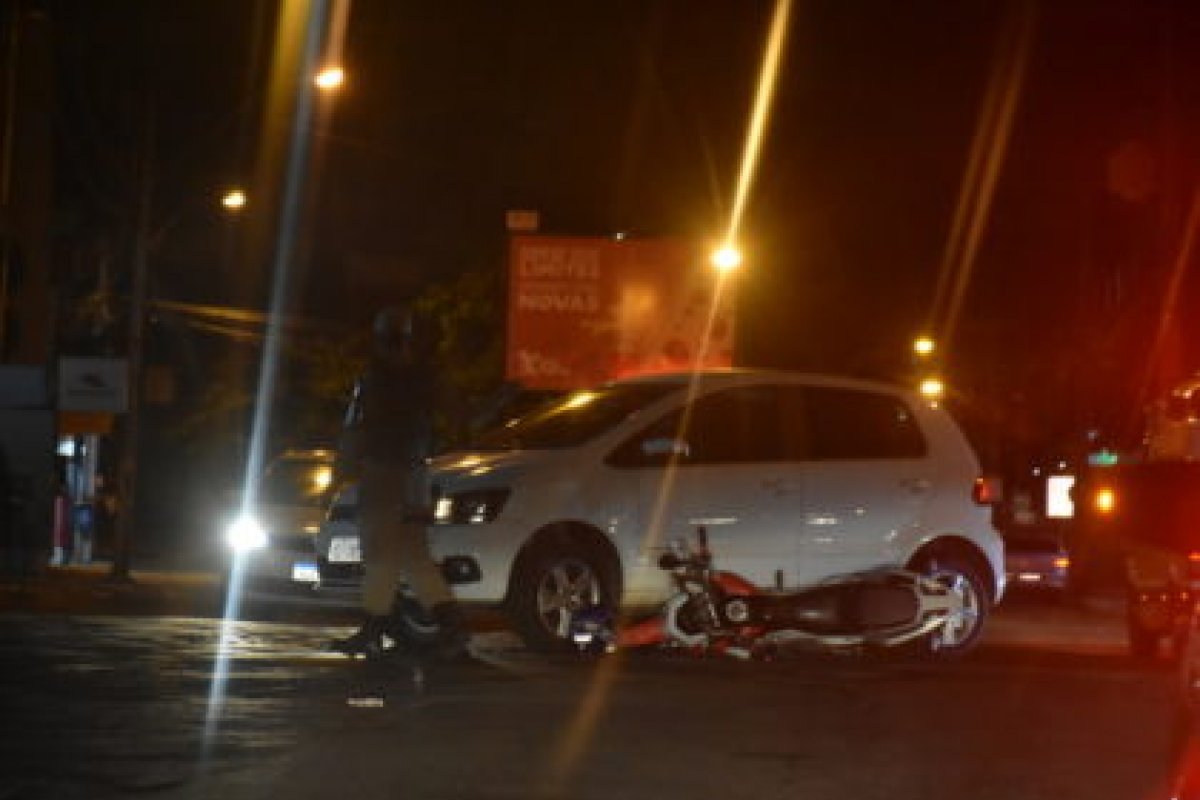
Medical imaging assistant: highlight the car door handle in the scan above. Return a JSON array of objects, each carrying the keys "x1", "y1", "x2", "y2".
[{"x1": 901, "y1": 478, "x2": 932, "y2": 494}]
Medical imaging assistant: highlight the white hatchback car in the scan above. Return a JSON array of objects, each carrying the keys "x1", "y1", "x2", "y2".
[{"x1": 428, "y1": 370, "x2": 1006, "y2": 655}]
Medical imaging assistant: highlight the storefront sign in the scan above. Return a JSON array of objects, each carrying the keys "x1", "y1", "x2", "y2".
[{"x1": 58, "y1": 357, "x2": 129, "y2": 412}]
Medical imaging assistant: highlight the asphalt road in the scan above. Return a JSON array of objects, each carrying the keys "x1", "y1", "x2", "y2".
[{"x1": 0, "y1": 587, "x2": 1187, "y2": 800}]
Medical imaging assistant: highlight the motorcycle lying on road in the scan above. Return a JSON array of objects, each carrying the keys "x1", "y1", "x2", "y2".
[{"x1": 570, "y1": 528, "x2": 971, "y2": 660}]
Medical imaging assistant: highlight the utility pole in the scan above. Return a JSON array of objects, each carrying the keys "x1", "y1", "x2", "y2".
[
  {"x1": 0, "y1": 5, "x2": 19, "y2": 358},
  {"x1": 109, "y1": 111, "x2": 155, "y2": 582}
]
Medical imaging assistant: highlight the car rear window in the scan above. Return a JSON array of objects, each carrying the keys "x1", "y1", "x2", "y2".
[{"x1": 800, "y1": 387, "x2": 927, "y2": 460}]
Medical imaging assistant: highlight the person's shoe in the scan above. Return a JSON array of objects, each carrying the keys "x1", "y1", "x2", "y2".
[{"x1": 328, "y1": 615, "x2": 391, "y2": 659}]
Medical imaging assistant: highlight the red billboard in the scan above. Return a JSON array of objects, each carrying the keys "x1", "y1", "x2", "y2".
[{"x1": 507, "y1": 236, "x2": 736, "y2": 390}]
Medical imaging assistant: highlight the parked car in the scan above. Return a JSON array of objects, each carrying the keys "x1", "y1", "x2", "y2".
[
  {"x1": 426, "y1": 369, "x2": 1006, "y2": 656},
  {"x1": 220, "y1": 448, "x2": 337, "y2": 595},
  {"x1": 1003, "y1": 532, "x2": 1071, "y2": 594},
  {"x1": 315, "y1": 482, "x2": 363, "y2": 591}
]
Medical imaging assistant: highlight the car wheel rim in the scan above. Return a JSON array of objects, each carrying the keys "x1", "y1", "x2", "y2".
[
  {"x1": 535, "y1": 557, "x2": 601, "y2": 639},
  {"x1": 927, "y1": 562, "x2": 982, "y2": 650}
]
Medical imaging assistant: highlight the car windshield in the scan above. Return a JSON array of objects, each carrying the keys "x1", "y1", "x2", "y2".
[
  {"x1": 471, "y1": 382, "x2": 680, "y2": 450},
  {"x1": 257, "y1": 458, "x2": 334, "y2": 507}
]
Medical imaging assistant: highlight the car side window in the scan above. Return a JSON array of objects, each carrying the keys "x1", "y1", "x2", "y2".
[
  {"x1": 800, "y1": 387, "x2": 926, "y2": 460},
  {"x1": 608, "y1": 386, "x2": 787, "y2": 467}
]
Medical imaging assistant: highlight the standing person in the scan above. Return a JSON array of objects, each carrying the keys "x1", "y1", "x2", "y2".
[
  {"x1": 49, "y1": 473, "x2": 71, "y2": 566},
  {"x1": 329, "y1": 305, "x2": 470, "y2": 660},
  {"x1": 72, "y1": 494, "x2": 95, "y2": 565},
  {"x1": 93, "y1": 474, "x2": 118, "y2": 560}
]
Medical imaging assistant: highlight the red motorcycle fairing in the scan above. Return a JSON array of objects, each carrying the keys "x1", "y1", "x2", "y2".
[
  {"x1": 615, "y1": 614, "x2": 667, "y2": 648},
  {"x1": 614, "y1": 571, "x2": 763, "y2": 649},
  {"x1": 711, "y1": 570, "x2": 760, "y2": 596}
]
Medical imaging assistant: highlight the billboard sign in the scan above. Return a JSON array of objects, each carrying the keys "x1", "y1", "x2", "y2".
[{"x1": 507, "y1": 236, "x2": 736, "y2": 389}]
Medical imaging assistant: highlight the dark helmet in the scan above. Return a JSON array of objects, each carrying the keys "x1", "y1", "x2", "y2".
[{"x1": 372, "y1": 305, "x2": 438, "y2": 359}]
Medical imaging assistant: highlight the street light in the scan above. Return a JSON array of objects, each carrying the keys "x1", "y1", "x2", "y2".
[
  {"x1": 314, "y1": 65, "x2": 345, "y2": 91},
  {"x1": 710, "y1": 244, "x2": 743, "y2": 274},
  {"x1": 919, "y1": 377, "x2": 945, "y2": 402},
  {"x1": 913, "y1": 335, "x2": 936, "y2": 358},
  {"x1": 221, "y1": 188, "x2": 247, "y2": 211}
]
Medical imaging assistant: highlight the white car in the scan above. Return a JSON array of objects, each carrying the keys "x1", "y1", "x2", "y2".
[{"x1": 427, "y1": 370, "x2": 1006, "y2": 655}]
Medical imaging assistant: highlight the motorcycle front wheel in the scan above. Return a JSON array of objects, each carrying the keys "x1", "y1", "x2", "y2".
[
  {"x1": 912, "y1": 553, "x2": 988, "y2": 659},
  {"x1": 387, "y1": 586, "x2": 442, "y2": 647}
]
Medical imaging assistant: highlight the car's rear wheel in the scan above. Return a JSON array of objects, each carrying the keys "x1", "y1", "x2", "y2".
[
  {"x1": 1178, "y1": 613, "x2": 1200, "y2": 714},
  {"x1": 510, "y1": 543, "x2": 613, "y2": 651},
  {"x1": 1128, "y1": 607, "x2": 1162, "y2": 660},
  {"x1": 914, "y1": 552, "x2": 989, "y2": 659}
]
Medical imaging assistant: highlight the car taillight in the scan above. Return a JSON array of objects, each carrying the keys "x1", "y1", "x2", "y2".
[
  {"x1": 973, "y1": 476, "x2": 1002, "y2": 505},
  {"x1": 1053, "y1": 556, "x2": 1071, "y2": 570}
]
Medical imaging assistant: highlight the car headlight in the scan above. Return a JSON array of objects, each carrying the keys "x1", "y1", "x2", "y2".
[
  {"x1": 433, "y1": 488, "x2": 511, "y2": 525},
  {"x1": 225, "y1": 514, "x2": 268, "y2": 551}
]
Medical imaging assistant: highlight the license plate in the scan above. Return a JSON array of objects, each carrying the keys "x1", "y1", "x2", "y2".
[
  {"x1": 328, "y1": 537, "x2": 362, "y2": 563},
  {"x1": 292, "y1": 561, "x2": 320, "y2": 583}
]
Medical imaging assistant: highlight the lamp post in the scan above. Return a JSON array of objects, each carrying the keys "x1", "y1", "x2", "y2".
[
  {"x1": 109, "y1": 111, "x2": 156, "y2": 582},
  {"x1": 911, "y1": 335, "x2": 944, "y2": 404},
  {"x1": 110, "y1": 124, "x2": 247, "y2": 582}
]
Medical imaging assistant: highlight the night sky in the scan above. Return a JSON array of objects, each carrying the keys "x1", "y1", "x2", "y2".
[{"x1": 46, "y1": 0, "x2": 1200, "y2": 457}]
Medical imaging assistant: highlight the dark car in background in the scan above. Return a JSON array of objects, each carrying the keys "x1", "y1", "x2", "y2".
[
  {"x1": 315, "y1": 482, "x2": 362, "y2": 592},
  {"x1": 220, "y1": 448, "x2": 337, "y2": 595},
  {"x1": 1004, "y1": 532, "x2": 1071, "y2": 594}
]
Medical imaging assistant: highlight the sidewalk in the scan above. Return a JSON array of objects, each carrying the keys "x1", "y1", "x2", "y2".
[{"x1": 0, "y1": 561, "x2": 225, "y2": 617}]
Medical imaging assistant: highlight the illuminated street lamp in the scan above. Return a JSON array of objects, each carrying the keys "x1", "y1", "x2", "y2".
[
  {"x1": 913, "y1": 335, "x2": 936, "y2": 358},
  {"x1": 314, "y1": 65, "x2": 345, "y2": 91},
  {"x1": 221, "y1": 188, "x2": 247, "y2": 211},
  {"x1": 710, "y1": 244, "x2": 743, "y2": 274},
  {"x1": 919, "y1": 376, "x2": 945, "y2": 402}
]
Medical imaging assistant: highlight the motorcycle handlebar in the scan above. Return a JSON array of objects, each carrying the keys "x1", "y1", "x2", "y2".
[{"x1": 658, "y1": 552, "x2": 683, "y2": 570}]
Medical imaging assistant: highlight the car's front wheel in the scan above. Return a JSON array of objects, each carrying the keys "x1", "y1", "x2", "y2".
[
  {"x1": 914, "y1": 552, "x2": 989, "y2": 659},
  {"x1": 510, "y1": 543, "x2": 614, "y2": 651}
]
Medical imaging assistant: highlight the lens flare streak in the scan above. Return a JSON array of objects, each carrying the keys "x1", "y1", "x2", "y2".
[
  {"x1": 544, "y1": 3, "x2": 793, "y2": 790},
  {"x1": 204, "y1": 0, "x2": 339, "y2": 762},
  {"x1": 928, "y1": 0, "x2": 1036, "y2": 354},
  {"x1": 725, "y1": 0, "x2": 791, "y2": 247}
]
